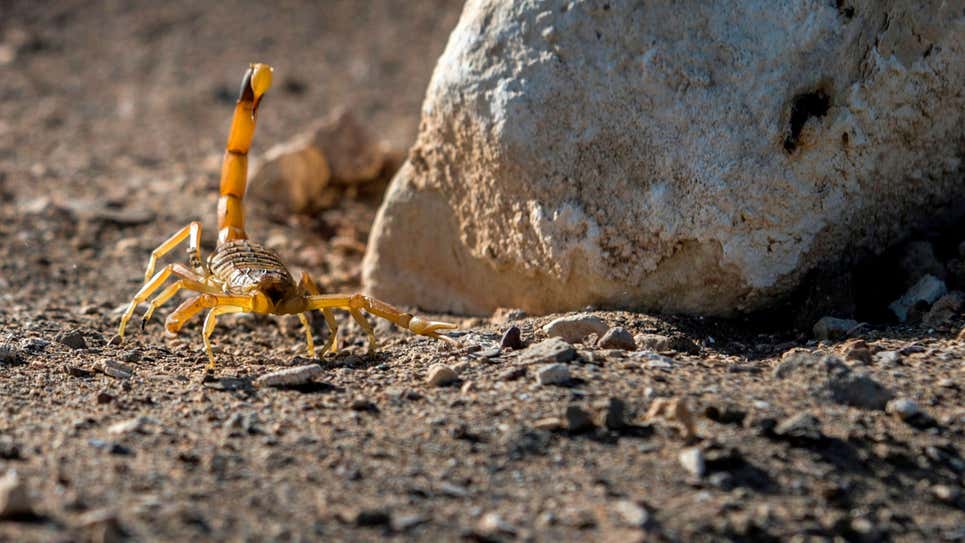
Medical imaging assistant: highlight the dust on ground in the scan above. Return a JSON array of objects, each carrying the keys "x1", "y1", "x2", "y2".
[{"x1": 1, "y1": 2, "x2": 963, "y2": 542}]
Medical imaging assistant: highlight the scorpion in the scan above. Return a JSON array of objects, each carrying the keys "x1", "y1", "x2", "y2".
[{"x1": 117, "y1": 63, "x2": 457, "y2": 368}]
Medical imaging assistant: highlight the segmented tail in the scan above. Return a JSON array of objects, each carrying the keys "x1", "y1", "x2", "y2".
[{"x1": 217, "y1": 63, "x2": 273, "y2": 245}]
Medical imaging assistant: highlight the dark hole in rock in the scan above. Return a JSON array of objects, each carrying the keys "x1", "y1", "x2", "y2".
[
  {"x1": 783, "y1": 90, "x2": 830, "y2": 153},
  {"x1": 835, "y1": 1, "x2": 855, "y2": 20}
]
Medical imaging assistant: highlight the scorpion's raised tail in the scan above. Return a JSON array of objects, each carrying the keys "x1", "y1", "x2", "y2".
[{"x1": 217, "y1": 63, "x2": 273, "y2": 245}]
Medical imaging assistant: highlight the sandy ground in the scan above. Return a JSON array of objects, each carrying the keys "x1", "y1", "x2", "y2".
[{"x1": 1, "y1": 2, "x2": 963, "y2": 542}]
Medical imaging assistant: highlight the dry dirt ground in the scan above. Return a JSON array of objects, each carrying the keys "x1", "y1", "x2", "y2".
[{"x1": 1, "y1": 2, "x2": 963, "y2": 542}]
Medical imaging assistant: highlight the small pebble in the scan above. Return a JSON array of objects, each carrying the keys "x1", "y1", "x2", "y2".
[
  {"x1": 542, "y1": 314, "x2": 608, "y2": 343},
  {"x1": 598, "y1": 397, "x2": 627, "y2": 430},
  {"x1": 500, "y1": 325, "x2": 524, "y2": 350},
  {"x1": 886, "y1": 398, "x2": 920, "y2": 421},
  {"x1": 518, "y1": 337, "x2": 577, "y2": 365},
  {"x1": 565, "y1": 404, "x2": 594, "y2": 433},
  {"x1": 679, "y1": 447, "x2": 706, "y2": 477},
  {"x1": 498, "y1": 366, "x2": 526, "y2": 381},
  {"x1": 874, "y1": 350, "x2": 901, "y2": 366},
  {"x1": 96, "y1": 390, "x2": 115, "y2": 404},
  {"x1": 66, "y1": 365, "x2": 94, "y2": 378},
  {"x1": 350, "y1": 398, "x2": 377, "y2": 412},
  {"x1": 597, "y1": 327, "x2": 636, "y2": 350},
  {"x1": 426, "y1": 364, "x2": 458, "y2": 387},
  {"x1": 96, "y1": 360, "x2": 133, "y2": 380},
  {"x1": 0, "y1": 470, "x2": 32, "y2": 518},
  {"x1": 931, "y1": 484, "x2": 959, "y2": 503},
  {"x1": 19, "y1": 337, "x2": 49, "y2": 352},
  {"x1": 812, "y1": 316, "x2": 859, "y2": 340},
  {"x1": 612, "y1": 499, "x2": 648, "y2": 527},
  {"x1": 536, "y1": 363, "x2": 570, "y2": 386},
  {"x1": 478, "y1": 512, "x2": 516, "y2": 536},
  {"x1": 56, "y1": 329, "x2": 88, "y2": 350},
  {"x1": 108, "y1": 416, "x2": 155, "y2": 435},
  {"x1": 254, "y1": 364, "x2": 322, "y2": 387}
]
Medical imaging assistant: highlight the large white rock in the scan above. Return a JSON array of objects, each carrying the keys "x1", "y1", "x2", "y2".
[{"x1": 363, "y1": 0, "x2": 964, "y2": 316}]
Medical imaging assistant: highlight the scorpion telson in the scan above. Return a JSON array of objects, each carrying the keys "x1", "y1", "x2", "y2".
[{"x1": 117, "y1": 63, "x2": 457, "y2": 369}]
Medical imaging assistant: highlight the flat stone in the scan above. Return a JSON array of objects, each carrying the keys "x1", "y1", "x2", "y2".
[
  {"x1": 254, "y1": 364, "x2": 323, "y2": 387},
  {"x1": 426, "y1": 364, "x2": 458, "y2": 387},
  {"x1": 518, "y1": 337, "x2": 577, "y2": 365},
  {"x1": 542, "y1": 314, "x2": 608, "y2": 343},
  {"x1": 774, "y1": 413, "x2": 825, "y2": 445},
  {"x1": 536, "y1": 363, "x2": 571, "y2": 386},
  {"x1": 889, "y1": 274, "x2": 947, "y2": 322},
  {"x1": 95, "y1": 360, "x2": 133, "y2": 380},
  {"x1": 597, "y1": 327, "x2": 636, "y2": 351}
]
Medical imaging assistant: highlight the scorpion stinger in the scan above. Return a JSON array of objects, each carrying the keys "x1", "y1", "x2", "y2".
[{"x1": 116, "y1": 63, "x2": 456, "y2": 370}]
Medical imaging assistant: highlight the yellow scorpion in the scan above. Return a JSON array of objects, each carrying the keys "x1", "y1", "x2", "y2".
[{"x1": 117, "y1": 63, "x2": 456, "y2": 368}]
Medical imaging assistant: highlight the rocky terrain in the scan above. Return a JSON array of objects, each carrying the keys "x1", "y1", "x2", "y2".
[{"x1": 0, "y1": 2, "x2": 962, "y2": 542}]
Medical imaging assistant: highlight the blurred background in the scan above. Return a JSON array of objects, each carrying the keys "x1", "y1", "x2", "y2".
[{"x1": 0, "y1": 0, "x2": 464, "y2": 302}]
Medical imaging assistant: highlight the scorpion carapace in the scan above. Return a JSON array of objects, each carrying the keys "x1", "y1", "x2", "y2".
[{"x1": 117, "y1": 63, "x2": 457, "y2": 368}]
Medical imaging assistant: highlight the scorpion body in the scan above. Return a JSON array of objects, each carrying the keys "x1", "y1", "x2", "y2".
[{"x1": 117, "y1": 63, "x2": 456, "y2": 368}]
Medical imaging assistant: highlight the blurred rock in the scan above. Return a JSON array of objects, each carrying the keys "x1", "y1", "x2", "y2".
[
  {"x1": 0, "y1": 470, "x2": 32, "y2": 518},
  {"x1": 597, "y1": 327, "x2": 636, "y2": 351},
  {"x1": 543, "y1": 314, "x2": 608, "y2": 343},
  {"x1": 250, "y1": 109, "x2": 394, "y2": 214},
  {"x1": 426, "y1": 364, "x2": 458, "y2": 387},
  {"x1": 923, "y1": 291, "x2": 963, "y2": 326},
  {"x1": 813, "y1": 316, "x2": 859, "y2": 340},
  {"x1": 889, "y1": 275, "x2": 947, "y2": 322},
  {"x1": 536, "y1": 363, "x2": 571, "y2": 386}
]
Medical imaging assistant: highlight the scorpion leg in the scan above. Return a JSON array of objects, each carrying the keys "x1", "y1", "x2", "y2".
[
  {"x1": 202, "y1": 305, "x2": 246, "y2": 369},
  {"x1": 142, "y1": 221, "x2": 203, "y2": 282},
  {"x1": 118, "y1": 262, "x2": 208, "y2": 339},
  {"x1": 297, "y1": 313, "x2": 315, "y2": 358},
  {"x1": 306, "y1": 293, "x2": 457, "y2": 351},
  {"x1": 141, "y1": 269, "x2": 220, "y2": 329},
  {"x1": 162, "y1": 293, "x2": 255, "y2": 367},
  {"x1": 298, "y1": 272, "x2": 339, "y2": 354}
]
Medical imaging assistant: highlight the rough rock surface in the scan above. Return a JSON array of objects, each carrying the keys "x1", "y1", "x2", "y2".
[{"x1": 364, "y1": 0, "x2": 965, "y2": 316}]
